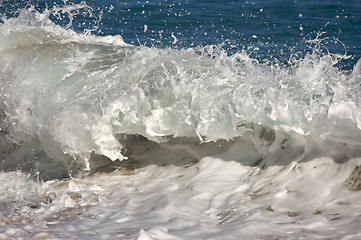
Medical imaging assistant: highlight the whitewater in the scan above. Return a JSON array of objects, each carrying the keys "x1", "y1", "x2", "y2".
[{"x1": 1, "y1": 1, "x2": 361, "y2": 239}]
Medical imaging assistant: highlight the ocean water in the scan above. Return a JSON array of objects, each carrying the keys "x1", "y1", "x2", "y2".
[{"x1": 0, "y1": 0, "x2": 361, "y2": 239}]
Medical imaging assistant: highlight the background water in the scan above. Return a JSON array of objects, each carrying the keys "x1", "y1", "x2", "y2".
[{"x1": 1, "y1": 0, "x2": 360, "y2": 67}]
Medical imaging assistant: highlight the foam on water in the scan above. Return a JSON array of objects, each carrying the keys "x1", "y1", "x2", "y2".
[{"x1": 1, "y1": 3, "x2": 361, "y2": 239}]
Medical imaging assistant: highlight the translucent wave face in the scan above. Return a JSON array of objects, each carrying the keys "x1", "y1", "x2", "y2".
[{"x1": 0, "y1": 3, "x2": 361, "y2": 176}]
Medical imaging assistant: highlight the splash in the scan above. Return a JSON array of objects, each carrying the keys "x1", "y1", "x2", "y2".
[{"x1": 0, "y1": 3, "x2": 360, "y2": 179}]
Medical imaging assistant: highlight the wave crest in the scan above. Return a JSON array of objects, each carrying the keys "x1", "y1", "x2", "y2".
[{"x1": 0, "y1": 5, "x2": 361, "y2": 178}]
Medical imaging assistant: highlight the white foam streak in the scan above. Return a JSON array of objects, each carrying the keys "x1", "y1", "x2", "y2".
[{"x1": 2, "y1": 156, "x2": 361, "y2": 239}]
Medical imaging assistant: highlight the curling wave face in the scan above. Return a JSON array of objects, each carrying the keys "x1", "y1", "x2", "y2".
[{"x1": 0, "y1": 6, "x2": 361, "y2": 179}]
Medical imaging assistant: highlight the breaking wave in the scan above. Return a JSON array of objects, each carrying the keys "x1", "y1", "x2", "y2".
[{"x1": 1, "y1": 3, "x2": 361, "y2": 180}]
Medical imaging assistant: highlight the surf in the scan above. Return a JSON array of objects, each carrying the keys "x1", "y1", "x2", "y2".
[
  {"x1": 0, "y1": 3, "x2": 361, "y2": 180},
  {"x1": 1, "y1": 2, "x2": 361, "y2": 239}
]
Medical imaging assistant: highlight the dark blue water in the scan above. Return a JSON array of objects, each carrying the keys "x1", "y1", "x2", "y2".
[{"x1": 1, "y1": 0, "x2": 360, "y2": 68}]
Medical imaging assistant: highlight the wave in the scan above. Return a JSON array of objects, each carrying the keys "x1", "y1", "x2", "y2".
[{"x1": 1, "y1": 5, "x2": 361, "y2": 179}]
